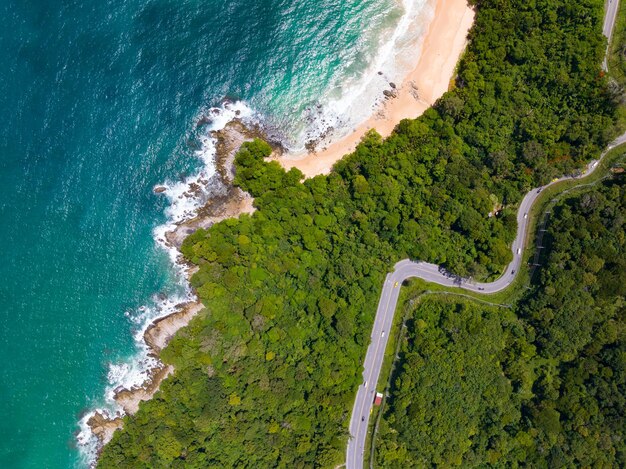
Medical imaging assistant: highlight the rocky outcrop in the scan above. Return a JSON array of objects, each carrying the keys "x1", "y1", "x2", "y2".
[{"x1": 87, "y1": 412, "x2": 124, "y2": 446}]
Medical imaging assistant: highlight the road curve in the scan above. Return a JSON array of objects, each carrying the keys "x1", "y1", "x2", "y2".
[{"x1": 346, "y1": 133, "x2": 626, "y2": 469}]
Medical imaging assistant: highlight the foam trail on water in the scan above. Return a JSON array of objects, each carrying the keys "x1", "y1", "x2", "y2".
[
  {"x1": 160, "y1": 101, "x2": 253, "y2": 224},
  {"x1": 76, "y1": 101, "x2": 254, "y2": 467},
  {"x1": 75, "y1": 0, "x2": 436, "y2": 461},
  {"x1": 292, "y1": 0, "x2": 433, "y2": 153},
  {"x1": 75, "y1": 293, "x2": 190, "y2": 465}
]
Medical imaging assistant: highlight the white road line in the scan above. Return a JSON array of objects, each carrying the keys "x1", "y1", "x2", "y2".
[{"x1": 346, "y1": 132, "x2": 626, "y2": 468}]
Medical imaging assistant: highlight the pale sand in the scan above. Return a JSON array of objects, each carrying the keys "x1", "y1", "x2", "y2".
[
  {"x1": 278, "y1": 0, "x2": 475, "y2": 178},
  {"x1": 89, "y1": 0, "x2": 475, "y2": 449}
]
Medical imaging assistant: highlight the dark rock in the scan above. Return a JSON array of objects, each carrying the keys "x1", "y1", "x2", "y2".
[
  {"x1": 153, "y1": 186, "x2": 167, "y2": 194},
  {"x1": 389, "y1": 82, "x2": 396, "y2": 89}
]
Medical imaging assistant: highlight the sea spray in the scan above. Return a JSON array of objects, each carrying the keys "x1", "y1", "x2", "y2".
[
  {"x1": 1, "y1": 0, "x2": 443, "y2": 466},
  {"x1": 158, "y1": 101, "x2": 254, "y2": 225},
  {"x1": 286, "y1": 0, "x2": 433, "y2": 153},
  {"x1": 75, "y1": 2, "x2": 435, "y2": 464},
  {"x1": 76, "y1": 101, "x2": 254, "y2": 467}
]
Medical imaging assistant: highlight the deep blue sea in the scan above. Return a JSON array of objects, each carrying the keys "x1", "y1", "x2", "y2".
[{"x1": 0, "y1": 0, "x2": 429, "y2": 466}]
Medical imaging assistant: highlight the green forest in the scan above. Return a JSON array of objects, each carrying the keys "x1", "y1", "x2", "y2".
[
  {"x1": 376, "y1": 178, "x2": 625, "y2": 467},
  {"x1": 98, "y1": 0, "x2": 620, "y2": 467}
]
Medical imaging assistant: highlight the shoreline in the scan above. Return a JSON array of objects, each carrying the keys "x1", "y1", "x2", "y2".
[
  {"x1": 85, "y1": 0, "x2": 476, "y2": 459},
  {"x1": 84, "y1": 121, "x2": 260, "y2": 453},
  {"x1": 277, "y1": 0, "x2": 474, "y2": 178}
]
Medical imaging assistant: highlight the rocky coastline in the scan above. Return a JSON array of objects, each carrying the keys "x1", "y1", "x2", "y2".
[
  {"x1": 84, "y1": 0, "x2": 476, "y2": 449},
  {"x1": 87, "y1": 117, "x2": 267, "y2": 453}
]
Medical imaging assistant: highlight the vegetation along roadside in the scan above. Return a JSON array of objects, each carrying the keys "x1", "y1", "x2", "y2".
[
  {"x1": 375, "y1": 176, "x2": 625, "y2": 467},
  {"x1": 98, "y1": 0, "x2": 620, "y2": 466}
]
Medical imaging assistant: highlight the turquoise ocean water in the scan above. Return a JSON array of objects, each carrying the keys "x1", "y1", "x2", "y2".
[{"x1": 0, "y1": 0, "x2": 430, "y2": 466}]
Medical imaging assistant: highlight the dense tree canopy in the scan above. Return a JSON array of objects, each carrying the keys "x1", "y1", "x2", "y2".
[
  {"x1": 376, "y1": 179, "x2": 625, "y2": 467},
  {"x1": 98, "y1": 0, "x2": 618, "y2": 467}
]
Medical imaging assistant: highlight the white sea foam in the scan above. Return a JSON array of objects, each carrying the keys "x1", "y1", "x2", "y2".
[
  {"x1": 160, "y1": 100, "x2": 254, "y2": 224},
  {"x1": 290, "y1": 0, "x2": 433, "y2": 153},
  {"x1": 76, "y1": 100, "x2": 253, "y2": 467},
  {"x1": 75, "y1": 293, "x2": 191, "y2": 467},
  {"x1": 76, "y1": 1, "x2": 435, "y2": 463}
]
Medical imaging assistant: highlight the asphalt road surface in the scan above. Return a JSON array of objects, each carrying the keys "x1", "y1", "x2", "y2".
[
  {"x1": 603, "y1": 0, "x2": 620, "y2": 70},
  {"x1": 604, "y1": 0, "x2": 620, "y2": 42},
  {"x1": 346, "y1": 132, "x2": 626, "y2": 469}
]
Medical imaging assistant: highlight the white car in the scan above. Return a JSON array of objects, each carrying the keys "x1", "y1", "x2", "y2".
[
  {"x1": 517, "y1": 248, "x2": 521, "y2": 255},
  {"x1": 524, "y1": 213, "x2": 527, "y2": 219},
  {"x1": 381, "y1": 331, "x2": 385, "y2": 337}
]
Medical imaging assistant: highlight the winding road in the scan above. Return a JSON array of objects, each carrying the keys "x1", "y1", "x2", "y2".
[
  {"x1": 346, "y1": 4, "x2": 623, "y2": 466},
  {"x1": 346, "y1": 130, "x2": 625, "y2": 469},
  {"x1": 347, "y1": 2, "x2": 624, "y2": 464}
]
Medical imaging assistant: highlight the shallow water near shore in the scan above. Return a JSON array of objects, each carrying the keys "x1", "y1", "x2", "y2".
[{"x1": 0, "y1": 0, "x2": 430, "y2": 466}]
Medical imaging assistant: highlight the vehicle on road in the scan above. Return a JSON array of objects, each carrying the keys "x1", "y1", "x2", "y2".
[
  {"x1": 517, "y1": 248, "x2": 521, "y2": 255},
  {"x1": 363, "y1": 381, "x2": 367, "y2": 388},
  {"x1": 347, "y1": 131, "x2": 626, "y2": 469},
  {"x1": 381, "y1": 331, "x2": 385, "y2": 337},
  {"x1": 393, "y1": 281, "x2": 398, "y2": 288}
]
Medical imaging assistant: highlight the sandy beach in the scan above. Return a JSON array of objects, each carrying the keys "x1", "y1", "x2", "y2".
[
  {"x1": 278, "y1": 0, "x2": 475, "y2": 177},
  {"x1": 96, "y1": 0, "x2": 475, "y2": 430},
  {"x1": 87, "y1": 0, "x2": 475, "y2": 454}
]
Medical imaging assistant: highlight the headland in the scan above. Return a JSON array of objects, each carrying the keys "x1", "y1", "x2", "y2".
[{"x1": 85, "y1": 0, "x2": 475, "y2": 459}]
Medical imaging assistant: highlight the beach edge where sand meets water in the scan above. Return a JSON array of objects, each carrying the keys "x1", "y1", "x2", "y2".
[
  {"x1": 278, "y1": 0, "x2": 475, "y2": 177},
  {"x1": 86, "y1": 0, "x2": 475, "y2": 459}
]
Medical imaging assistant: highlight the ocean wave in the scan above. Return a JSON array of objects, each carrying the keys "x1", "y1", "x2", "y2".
[
  {"x1": 159, "y1": 101, "x2": 254, "y2": 224},
  {"x1": 75, "y1": 1, "x2": 435, "y2": 462},
  {"x1": 75, "y1": 293, "x2": 187, "y2": 463},
  {"x1": 290, "y1": 0, "x2": 433, "y2": 153},
  {"x1": 76, "y1": 100, "x2": 254, "y2": 467}
]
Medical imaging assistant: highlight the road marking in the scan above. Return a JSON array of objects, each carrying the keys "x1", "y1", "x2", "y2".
[
  {"x1": 352, "y1": 282, "x2": 396, "y2": 464},
  {"x1": 346, "y1": 133, "x2": 626, "y2": 468}
]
